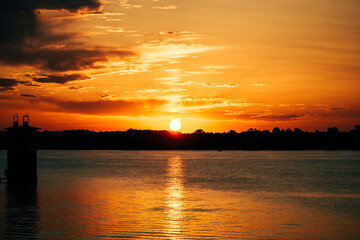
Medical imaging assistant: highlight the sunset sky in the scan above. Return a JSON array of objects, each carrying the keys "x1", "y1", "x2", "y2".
[{"x1": 1, "y1": 0, "x2": 359, "y2": 132}]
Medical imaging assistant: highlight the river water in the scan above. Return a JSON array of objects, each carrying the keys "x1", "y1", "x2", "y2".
[{"x1": 0, "y1": 150, "x2": 359, "y2": 239}]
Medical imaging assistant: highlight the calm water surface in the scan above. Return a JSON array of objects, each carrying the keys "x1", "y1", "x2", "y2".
[{"x1": 0, "y1": 150, "x2": 359, "y2": 239}]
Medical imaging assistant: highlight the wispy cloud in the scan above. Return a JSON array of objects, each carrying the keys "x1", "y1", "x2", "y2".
[
  {"x1": 95, "y1": 26, "x2": 126, "y2": 32},
  {"x1": 140, "y1": 43, "x2": 220, "y2": 63},
  {"x1": 200, "y1": 82, "x2": 238, "y2": 88},
  {"x1": 117, "y1": 0, "x2": 142, "y2": 9},
  {"x1": 249, "y1": 83, "x2": 268, "y2": 87},
  {"x1": 137, "y1": 88, "x2": 186, "y2": 93},
  {"x1": 153, "y1": 5, "x2": 178, "y2": 10},
  {"x1": 159, "y1": 79, "x2": 238, "y2": 88},
  {"x1": 95, "y1": 25, "x2": 136, "y2": 33},
  {"x1": 180, "y1": 97, "x2": 255, "y2": 110},
  {"x1": 156, "y1": 31, "x2": 201, "y2": 43},
  {"x1": 137, "y1": 31, "x2": 220, "y2": 64},
  {"x1": 203, "y1": 65, "x2": 235, "y2": 70}
]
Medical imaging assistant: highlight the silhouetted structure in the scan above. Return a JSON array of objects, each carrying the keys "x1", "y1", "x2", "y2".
[{"x1": 3, "y1": 115, "x2": 40, "y2": 183}]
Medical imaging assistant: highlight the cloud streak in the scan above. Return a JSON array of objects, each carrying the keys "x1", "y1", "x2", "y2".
[
  {"x1": 21, "y1": 94, "x2": 37, "y2": 98},
  {"x1": 153, "y1": 5, "x2": 178, "y2": 10},
  {"x1": 32, "y1": 74, "x2": 91, "y2": 84},
  {"x1": 33, "y1": 97, "x2": 168, "y2": 116}
]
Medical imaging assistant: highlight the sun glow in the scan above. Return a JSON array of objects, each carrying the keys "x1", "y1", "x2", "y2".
[{"x1": 169, "y1": 119, "x2": 181, "y2": 131}]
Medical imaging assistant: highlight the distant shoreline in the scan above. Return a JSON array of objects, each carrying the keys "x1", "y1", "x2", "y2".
[
  {"x1": 29, "y1": 148, "x2": 360, "y2": 150},
  {"x1": 1, "y1": 127, "x2": 359, "y2": 150}
]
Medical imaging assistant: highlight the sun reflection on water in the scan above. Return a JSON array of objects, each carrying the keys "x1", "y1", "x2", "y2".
[
  {"x1": 165, "y1": 156, "x2": 184, "y2": 239},
  {"x1": 1, "y1": 151, "x2": 358, "y2": 239}
]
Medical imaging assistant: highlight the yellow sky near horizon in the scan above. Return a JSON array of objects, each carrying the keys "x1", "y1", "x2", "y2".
[{"x1": 0, "y1": 0, "x2": 359, "y2": 132}]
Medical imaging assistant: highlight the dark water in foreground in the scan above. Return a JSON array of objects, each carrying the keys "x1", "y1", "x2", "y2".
[{"x1": 0, "y1": 150, "x2": 359, "y2": 239}]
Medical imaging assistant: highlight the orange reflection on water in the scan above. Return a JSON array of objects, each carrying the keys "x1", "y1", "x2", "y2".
[
  {"x1": 32, "y1": 153, "x2": 360, "y2": 239},
  {"x1": 165, "y1": 156, "x2": 184, "y2": 239}
]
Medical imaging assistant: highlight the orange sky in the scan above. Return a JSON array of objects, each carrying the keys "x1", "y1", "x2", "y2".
[{"x1": 1, "y1": 0, "x2": 359, "y2": 132}]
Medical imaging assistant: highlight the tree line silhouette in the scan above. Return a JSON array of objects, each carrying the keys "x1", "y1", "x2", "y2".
[{"x1": 0, "y1": 126, "x2": 359, "y2": 150}]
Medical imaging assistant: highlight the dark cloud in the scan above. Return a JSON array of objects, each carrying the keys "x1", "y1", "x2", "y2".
[
  {"x1": 309, "y1": 107, "x2": 360, "y2": 119},
  {"x1": 33, "y1": 73, "x2": 91, "y2": 84},
  {"x1": 224, "y1": 112, "x2": 300, "y2": 121},
  {"x1": 0, "y1": 1, "x2": 97, "y2": 46},
  {"x1": 331, "y1": 107, "x2": 345, "y2": 111},
  {"x1": 0, "y1": 0, "x2": 133, "y2": 72},
  {"x1": 69, "y1": 86, "x2": 84, "y2": 90},
  {"x1": 21, "y1": 94, "x2": 37, "y2": 98},
  {"x1": 250, "y1": 114, "x2": 300, "y2": 121},
  {"x1": 0, "y1": 78, "x2": 27, "y2": 91},
  {"x1": 35, "y1": 0, "x2": 102, "y2": 12},
  {"x1": 1, "y1": 46, "x2": 133, "y2": 71}
]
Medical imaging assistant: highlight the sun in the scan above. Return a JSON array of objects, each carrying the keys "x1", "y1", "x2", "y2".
[{"x1": 169, "y1": 119, "x2": 181, "y2": 131}]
